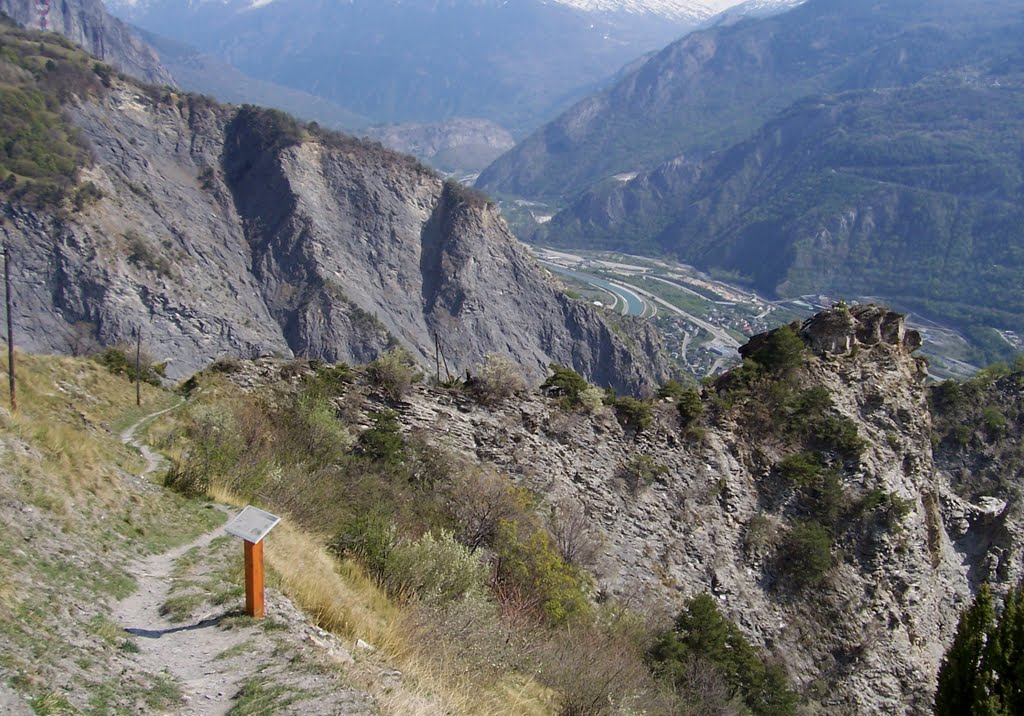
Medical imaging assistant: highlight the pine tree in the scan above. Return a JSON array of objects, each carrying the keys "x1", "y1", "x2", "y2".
[{"x1": 936, "y1": 583, "x2": 1024, "y2": 715}]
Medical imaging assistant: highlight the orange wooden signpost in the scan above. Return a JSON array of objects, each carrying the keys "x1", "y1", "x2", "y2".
[{"x1": 226, "y1": 506, "x2": 281, "y2": 619}]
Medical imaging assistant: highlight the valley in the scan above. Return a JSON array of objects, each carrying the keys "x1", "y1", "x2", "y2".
[{"x1": 533, "y1": 246, "x2": 999, "y2": 380}]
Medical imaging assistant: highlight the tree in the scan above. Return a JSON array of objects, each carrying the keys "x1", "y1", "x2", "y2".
[
  {"x1": 936, "y1": 583, "x2": 1024, "y2": 715},
  {"x1": 648, "y1": 593, "x2": 797, "y2": 716}
]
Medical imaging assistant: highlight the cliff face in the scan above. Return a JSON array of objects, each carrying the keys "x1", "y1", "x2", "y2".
[
  {"x1": 1, "y1": 84, "x2": 666, "y2": 392},
  {"x1": 287, "y1": 304, "x2": 1017, "y2": 713},
  {"x1": 0, "y1": 0, "x2": 173, "y2": 85}
]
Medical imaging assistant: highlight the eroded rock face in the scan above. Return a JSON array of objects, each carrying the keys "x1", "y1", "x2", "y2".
[
  {"x1": 0, "y1": 0, "x2": 173, "y2": 85},
  {"x1": 225, "y1": 308, "x2": 1016, "y2": 714},
  {"x1": 1, "y1": 84, "x2": 667, "y2": 393}
]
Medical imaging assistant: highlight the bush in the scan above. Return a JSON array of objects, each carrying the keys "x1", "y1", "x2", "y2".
[
  {"x1": 676, "y1": 388, "x2": 704, "y2": 429},
  {"x1": 330, "y1": 511, "x2": 397, "y2": 581},
  {"x1": 385, "y1": 530, "x2": 487, "y2": 605},
  {"x1": 857, "y1": 489, "x2": 913, "y2": 531},
  {"x1": 618, "y1": 454, "x2": 669, "y2": 495},
  {"x1": 471, "y1": 353, "x2": 527, "y2": 405},
  {"x1": 494, "y1": 519, "x2": 592, "y2": 625},
  {"x1": 777, "y1": 452, "x2": 822, "y2": 487},
  {"x1": 96, "y1": 345, "x2": 164, "y2": 385},
  {"x1": 542, "y1": 364, "x2": 591, "y2": 408},
  {"x1": 747, "y1": 324, "x2": 805, "y2": 374},
  {"x1": 778, "y1": 520, "x2": 833, "y2": 589},
  {"x1": 647, "y1": 593, "x2": 797, "y2": 715},
  {"x1": 444, "y1": 468, "x2": 531, "y2": 552},
  {"x1": 367, "y1": 348, "x2": 420, "y2": 400},
  {"x1": 612, "y1": 396, "x2": 653, "y2": 432},
  {"x1": 355, "y1": 410, "x2": 405, "y2": 465}
]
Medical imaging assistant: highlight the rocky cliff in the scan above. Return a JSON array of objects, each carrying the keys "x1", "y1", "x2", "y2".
[
  {"x1": 240, "y1": 304, "x2": 1017, "y2": 713},
  {"x1": 0, "y1": 0, "x2": 172, "y2": 85},
  {"x1": 0, "y1": 75, "x2": 667, "y2": 392}
]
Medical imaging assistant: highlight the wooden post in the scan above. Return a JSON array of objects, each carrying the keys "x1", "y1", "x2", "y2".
[
  {"x1": 135, "y1": 328, "x2": 142, "y2": 407},
  {"x1": 243, "y1": 539, "x2": 265, "y2": 619},
  {"x1": 3, "y1": 243, "x2": 15, "y2": 412},
  {"x1": 434, "y1": 333, "x2": 441, "y2": 384}
]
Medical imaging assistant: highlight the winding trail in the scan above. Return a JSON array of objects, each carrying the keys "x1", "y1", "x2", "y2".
[{"x1": 114, "y1": 399, "x2": 247, "y2": 715}]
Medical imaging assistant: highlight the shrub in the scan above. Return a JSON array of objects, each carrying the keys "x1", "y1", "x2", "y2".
[
  {"x1": 778, "y1": 520, "x2": 833, "y2": 589},
  {"x1": 385, "y1": 530, "x2": 487, "y2": 605},
  {"x1": 545, "y1": 499, "x2": 602, "y2": 570},
  {"x1": 444, "y1": 468, "x2": 531, "y2": 552},
  {"x1": 355, "y1": 410, "x2": 405, "y2": 465},
  {"x1": 95, "y1": 345, "x2": 163, "y2": 385},
  {"x1": 612, "y1": 396, "x2": 653, "y2": 432},
  {"x1": 647, "y1": 593, "x2": 797, "y2": 716},
  {"x1": 577, "y1": 385, "x2": 606, "y2": 414},
  {"x1": 747, "y1": 324, "x2": 805, "y2": 374},
  {"x1": 777, "y1": 452, "x2": 822, "y2": 487},
  {"x1": 618, "y1": 454, "x2": 669, "y2": 494},
  {"x1": 330, "y1": 511, "x2": 397, "y2": 581},
  {"x1": 471, "y1": 353, "x2": 527, "y2": 405},
  {"x1": 494, "y1": 519, "x2": 592, "y2": 625},
  {"x1": 542, "y1": 364, "x2": 591, "y2": 408},
  {"x1": 857, "y1": 489, "x2": 914, "y2": 531},
  {"x1": 676, "y1": 387, "x2": 704, "y2": 428},
  {"x1": 367, "y1": 347, "x2": 419, "y2": 400}
]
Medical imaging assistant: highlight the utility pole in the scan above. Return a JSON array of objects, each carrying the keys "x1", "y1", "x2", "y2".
[
  {"x1": 135, "y1": 328, "x2": 142, "y2": 407},
  {"x1": 3, "y1": 242, "x2": 15, "y2": 412}
]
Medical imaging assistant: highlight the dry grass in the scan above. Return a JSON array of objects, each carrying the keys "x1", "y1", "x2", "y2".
[{"x1": 208, "y1": 485, "x2": 553, "y2": 715}]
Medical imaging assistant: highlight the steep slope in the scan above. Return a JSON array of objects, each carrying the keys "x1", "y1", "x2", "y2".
[
  {"x1": 105, "y1": 0, "x2": 704, "y2": 132},
  {"x1": 478, "y1": 0, "x2": 1024, "y2": 201},
  {"x1": 0, "y1": 24, "x2": 666, "y2": 392},
  {"x1": 198, "y1": 305, "x2": 1024, "y2": 713},
  {"x1": 0, "y1": 0, "x2": 172, "y2": 84},
  {"x1": 538, "y1": 76, "x2": 1024, "y2": 331}
]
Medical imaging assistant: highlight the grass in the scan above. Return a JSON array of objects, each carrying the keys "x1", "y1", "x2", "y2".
[
  {"x1": 0, "y1": 350, "x2": 226, "y2": 712},
  {"x1": 228, "y1": 678, "x2": 304, "y2": 716}
]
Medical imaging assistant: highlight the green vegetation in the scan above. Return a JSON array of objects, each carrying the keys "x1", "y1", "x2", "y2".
[
  {"x1": 0, "y1": 17, "x2": 106, "y2": 207},
  {"x1": 930, "y1": 366, "x2": 1024, "y2": 502},
  {"x1": 936, "y1": 583, "x2": 1024, "y2": 715},
  {"x1": 648, "y1": 593, "x2": 798, "y2": 715},
  {"x1": 96, "y1": 345, "x2": 166, "y2": 386},
  {"x1": 611, "y1": 395, "x2": 653, "y2": 432},
  {"x1": 778, "y1": 521, "x2": 833, "y2": 590}
]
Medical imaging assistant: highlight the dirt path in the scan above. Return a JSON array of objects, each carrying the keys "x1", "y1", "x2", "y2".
[
  {"x1": 112, "y1": 403, "x2": 375, "y2": 715},
  {"x1": 119, "y1": 396, "x2": 186, "y2": 475}
]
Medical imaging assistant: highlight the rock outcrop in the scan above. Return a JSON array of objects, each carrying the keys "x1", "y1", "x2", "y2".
[
  {"x1": 231, "y1": 304, "x2": 1016, "y2": 714},
  {"x1": 1, "y1": 81, "x2": 667, "y2": 393},
  {"x1": 0, "y1": 0, "x2": 173, "y2": 85}
]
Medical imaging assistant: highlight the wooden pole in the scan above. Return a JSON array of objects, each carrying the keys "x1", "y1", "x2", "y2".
[
  {"x1": 434, "y1": 333, "x2": 441, "y2": 384},
  {"x1": 135, "y1": 328, "x2": 142, "y2": 407},
  {"x1": 4, "y1": 244, "x2": 15, "y2": 412},
  {"x1": 244, "y1": 539, "x2": 265, "y2": 619}
]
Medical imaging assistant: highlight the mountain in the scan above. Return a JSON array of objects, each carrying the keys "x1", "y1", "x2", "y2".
[
  {"x1": 103, "y1": 0, "x2": 710, "y2": 133},
  {"x1": 0, "y1": 0, "x2": 172, "y2": 85},
  {"x1": 477, "y1": 0, "x2": 1024, "y2": 201},
  {"x1": 537, "y1": 75, "x2": 1024, "y2": 332},
  {"x1": 363, "y1": 119, "x2": 515, "y2": 175},
  {"x1": 0, "y1": 19, "x2": 667, "y2": 393},
  {"x1": 136, "y1": 29, "x2": 370, "y2": 131}
]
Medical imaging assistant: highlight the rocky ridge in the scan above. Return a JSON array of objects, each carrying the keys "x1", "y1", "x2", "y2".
[
  {"x1": 0, "y1": 0, "x2": 172, "y2": 85},
  {"x1": 0, "y1": 78, "x2": 666, "y2": 393},
  {"x1": 221, "y1": 305, "x2": 1024, "y2": 713}
]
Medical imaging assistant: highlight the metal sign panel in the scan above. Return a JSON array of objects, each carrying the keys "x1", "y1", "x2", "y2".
[{"x1": 226, "y1": 505, "x2": 281, "y2": 544}]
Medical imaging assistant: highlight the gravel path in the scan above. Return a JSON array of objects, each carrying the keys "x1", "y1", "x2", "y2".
[{"x1": 112, "y1": 403, "x2": 376, "y2": 715}]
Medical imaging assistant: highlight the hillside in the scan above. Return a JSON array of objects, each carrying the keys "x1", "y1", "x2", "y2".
[
  {"x1": 537, "y1": 76, "x2": 1024, "y2": 331},
  {"x1": 0, "y1": 19, "x2": 667, "y2": 393},
  {"x1": 128, "y1": 303, "x2": 1024, "y2": 713},
  {"x1": 478, "y1": 0, "x2": 1024, "y2": 201},
  {"x1": 0, "y1": 0, "x2": 172, "y2": 85}
]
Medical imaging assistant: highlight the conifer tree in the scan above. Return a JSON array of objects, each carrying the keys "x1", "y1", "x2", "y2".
[{"x1": 936, "y1": 583, "x2": 1024, "y2": 715}]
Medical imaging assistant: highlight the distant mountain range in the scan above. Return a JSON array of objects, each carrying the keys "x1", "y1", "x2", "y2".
[
  {"x1": 478, "y1": 0, "x2": 1024, "y2": 201},
  {"x1": 103, "y1": 0, "x2": 781, "y2": 133},
  {"x1": 487, "y1": 0, "x2": 1024, "y2": 335}
]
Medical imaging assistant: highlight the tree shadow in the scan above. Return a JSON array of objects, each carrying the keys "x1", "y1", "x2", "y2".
[{"x1": 125, "y1": 609, "x2": 245, "y2": 639}]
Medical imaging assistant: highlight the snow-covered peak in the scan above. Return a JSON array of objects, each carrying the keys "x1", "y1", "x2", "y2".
[{"x1": 549, "y1": 1, "x2": 735, "y2": 21}]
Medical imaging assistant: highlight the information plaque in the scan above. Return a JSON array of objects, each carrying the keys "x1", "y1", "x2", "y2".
[{"x1": 225, "y1": 505, "x2": 281, "y2": 544}]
